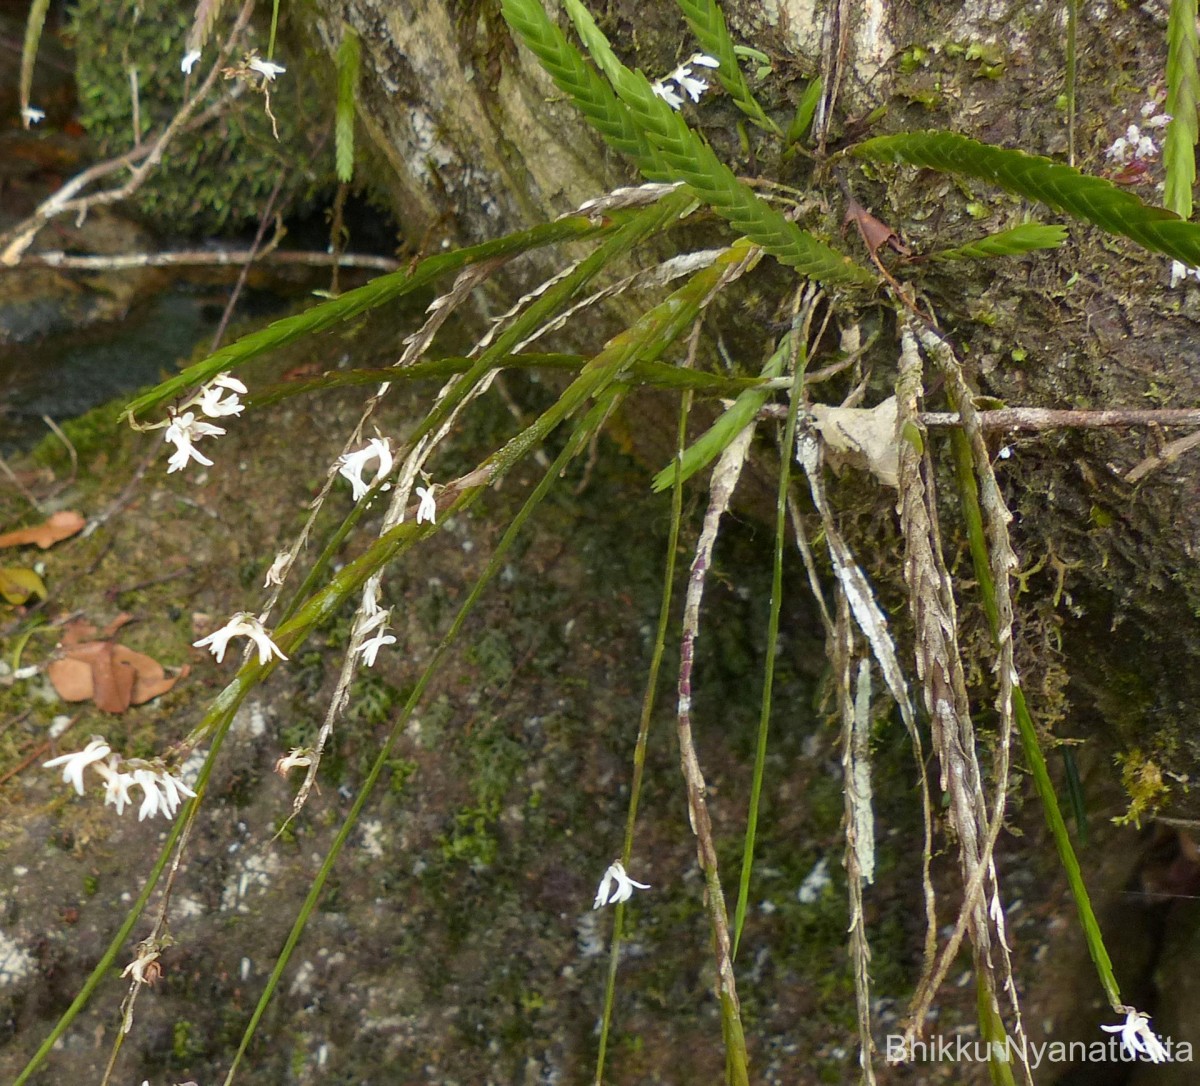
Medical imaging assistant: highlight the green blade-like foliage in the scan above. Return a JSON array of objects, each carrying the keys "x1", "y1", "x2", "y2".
[
  {"x1": 336, "y1": 29, "x2": 361, "y2": 183},
  {"x1": 929, "y1": 223, "x2": 1068, "y2": 261},
  {"x1": 651, "y1": 330, "x2": 789, "y2": 491},
  {"x1": 786, "y1": 77, "x2": 822, "y2": 147},
  {"x1": 673, "y1": 0, "x2": 780, "y2": 134},
  {"x1": 499, "y1": 0, "x2": 666, "y2": 175},
  {"x1": 122, "y1": 214, "x2": 608, "y2": 423},
  {"x1": 19, "y1": 0, "x2": 50, "y2": 121},
  {"x1": 1165, "y1": 0, "x2": 1199, "y2": 219},
  {"x1": 853, "y1": 131, "x2": 1200, "y2": 266},
  {"x1": 549, "y1": 0, "x2": 872, "y2": 285}
]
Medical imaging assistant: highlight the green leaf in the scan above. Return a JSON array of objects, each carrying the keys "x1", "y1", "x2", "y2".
[
  {"x1": 652, "y1": 331, "x2": 790, "y2": 491},
  {"x1": 506, "y1": 0, "x2": 870, "y2": 285},
  {"x1": 674, "y1": 0, "x2": 781, "y2": 134},
  {"x1": 0, "y1": 567, "x2": 47, "y2": 605},
  {"x1": 853, "y1": 131, "x2": 1200, "y2": 266},
  {"x1": 335, "y1": 29, "x2": 361, "y2": 184},
  {"x1": 1165, "y1": 0, "x2": 1199, "y2": 219},
  {"x1": 124, "y1": 214, "x2": 609, "y2": 423},
  {"x1": 929, "y1": 223, "x2": 1068, "y2": 261},
  {"x1": 786, "y1": 77, "x2": 822, "y2": 147},
  {"x1": 19, "y1": 0, "x2": 50, "y2": 122},
  {"x1": 499, "y1": 0, "x2": 666, "y2": 175}
]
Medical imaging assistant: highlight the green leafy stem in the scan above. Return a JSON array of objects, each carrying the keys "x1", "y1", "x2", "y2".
[{"x1": 853, "y1": 131, "x2": 1200, "y2": 267}]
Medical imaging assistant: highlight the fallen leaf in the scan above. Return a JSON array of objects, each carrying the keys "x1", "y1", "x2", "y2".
[
  {"x1": 48, "y1": 629, "x2": 188, "y2": 713},
  {"x1": 46, "y1": 657, "x2": 94, "y2": 702},
  {"x1": 0, "y1": 511, "x2": 85, "y2": 549},
  {"x1": 0, "y1": 567, "x2": 47, "y2": 604}
]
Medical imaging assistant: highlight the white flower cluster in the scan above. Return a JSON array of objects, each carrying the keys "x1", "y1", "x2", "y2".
[
  {"x1": 1102, "y1": 1008, "x2": 1169, "y2": 1063},
  {"x1": 357, "y1": 606, "x2": 397, "y2": 667},
  {"x1": 650, "y1": 53, "x2": 719, "y2": 111},
  {"x1": 163, "y1": 372, "x2": 247, "y2": 473},
  {"x1": 44, "y1": 737, "x2": 196, "y2": 820},
  {"x1": 336, "y1": 438, "x2": 440, "y2": 525},
  {"x1": 1105, "y1": 102, "x2": 1171, "y2": 165}
]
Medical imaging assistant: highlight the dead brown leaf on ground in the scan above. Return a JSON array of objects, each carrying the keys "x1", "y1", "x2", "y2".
[
  {"x1": 49, "y1": 615, "x2": 187, "y2": 713},
  {"x1": 0, "y1": 510, "x2": 86, "y2": 549}
]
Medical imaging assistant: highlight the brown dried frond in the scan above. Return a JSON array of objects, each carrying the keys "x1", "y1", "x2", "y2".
[{"x1": 186, "y1": 0, "x2": 229, "y2": 54}]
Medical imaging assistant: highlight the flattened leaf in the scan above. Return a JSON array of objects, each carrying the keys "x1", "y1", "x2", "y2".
[
  {"x1": 112, "y1": 645, "x2": 189, "y2": 705},
  {"x1": 0, "y1": 510, "x2": 85, "y2": 549},
  {"x1": 56, "y1": 641, "x2": 134, "y2": 712},
  {"x1": 0, "y1": 566, "x2": 47, "y2": 604},
  {"x1": 49, "y1": 635, "x2": 187, "y2": 712},
  {"x1": 47, "y1": 656, "x2": 93, "y2": 701},
  {"x1": 810, "y1": 396, "x2": 901, "y2": 487}
]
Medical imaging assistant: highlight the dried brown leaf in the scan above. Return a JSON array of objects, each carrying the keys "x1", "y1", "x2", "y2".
[
  {"x1": 0, "y1": 510, "x2": 85, "y2": 549},
  {"x1": 49, "y1": 631, "x2": 186, "y2": 713}
]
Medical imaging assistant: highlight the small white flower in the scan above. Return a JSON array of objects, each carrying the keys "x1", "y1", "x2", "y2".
[
  {"x1": 338, "y1": 438, "x2": 393, "y2": 501},
  {"x1": 1145, "y1": 112, "x2": 1172, "y2": 129},
  {"x1": 95, "y1": 760, "x2": 135, "y2": 815},
  {"x1": 121, "y1": 946, "x2": 163, "y2": 986},
  {"x1": 1105, "y1": 136, "x2": 1129, "y2": 163},
  {"x1": 416, "y1": 485, "x2": 437, "y2": 525},
  {"x1": 193, "y1": 611, "x2": 288, "y2": 666},
  {"x1": 1102, "y1": 1008, "x2": 1169, "y2": 1063},
  {"x1": 195, "y1": 373, "x2": 247, "y2": 418},
  {"x1": 133, "y1": 768, "x2": 165, "y2": 820},
  {"x1": 249, "y1": 56, "x2": 286, "y2": 81},
  {"x1": 691, "y1": 53, "x2": 720, "y2": 69},
  {"x1": 592, "y1": 861, "x2": 650, "y2": 909},
  {"x1": 1170, "y1": 259, "x2": 1200, "y2": 288},
  {"x1": 164, "y1": 411, "x2": 225, "y2": 473},
  {"x1": 676, "y1": 71, "x2": 709, "y2": 102},
  {"x1": 44, "y1": 738, "x2": 111, "y2": 795},
  {"x1": 274, "y1": 748, "x2": 313, "y2": 776},
  {"x1": 1135, "y1": 134, "x2": 1158, "y2": 159},
  {"x1": 20, "y1": 106, "x2": 45, "y2": 127},
  {"x1": 181, "y1": 49, "x2": 201, "y2": 75},
  {"x1": 156, "y1": 770, "x2": 196, "y2": 816},
  {"x1": 358, "y1": 626, "x2": 396, "y2": 667},
  {"x1": 651, "y1": 80, "x2": 685, "y2": 110},
  {"x1": 263, "y1": 551, "x2": 289, "y2": 587}
]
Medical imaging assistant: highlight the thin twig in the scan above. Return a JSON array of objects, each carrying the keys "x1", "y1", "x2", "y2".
[
  {"x1": 1125, "y1": 428, "x2": 1200, "y2": 482},
  {"x1": 15, "y1": 249, "x2": 401, "y2": 272},
  {"x1": 922, "y1": 406, "x2": 1200, "y2": 430},
  {"x1": 210, "y1": 172, "x2": 286, "y2": 350},
  {"x1": 0, "y1": 455, "x2": 44, "y2": 512},
  {"x1": 40, "y1": 414, "x2": 78, "y2": 492},
  {"x1": 761, "y1": 403, "x2": 1200, "y2": 432}
]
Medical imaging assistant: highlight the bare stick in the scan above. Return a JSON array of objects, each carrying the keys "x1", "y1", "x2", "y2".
[
  {"x1": 15, "y1": 249, "x2": 400, "y2": 272},
  {"x1": 922, "y1": 406, "x2": 1200, "y2": 430}
]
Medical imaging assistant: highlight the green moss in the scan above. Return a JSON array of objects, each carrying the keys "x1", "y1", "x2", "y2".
[
  {"x1": 69, "y1": 0, "x2": 330, "y2": 235},
  {"x1": 1114, "y1": 748, "x2": 1170, "y2": 827}
]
